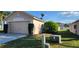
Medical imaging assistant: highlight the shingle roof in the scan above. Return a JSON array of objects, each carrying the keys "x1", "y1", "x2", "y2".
[
  {"x1": 73, "y1": 20, "x2": 79, "y2": 23},
  {"x1": 4, "y1": 11, "x2": 44, "y2": 23},
  {"x1": 69, "y1": 19, "x2": 79, "y2": 25}
]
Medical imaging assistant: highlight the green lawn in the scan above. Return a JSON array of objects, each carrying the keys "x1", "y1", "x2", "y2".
[
  {"x1": 0, "y1": 30, "x2": 79, "y2": 48},
  {"x1": 50, "y1": 30, "x2": 79, "y2": 48},
  {"x1": 0, "y1": 35, "x2": 42, "y2": 48}
]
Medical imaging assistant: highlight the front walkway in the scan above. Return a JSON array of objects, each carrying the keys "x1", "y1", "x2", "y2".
[{"x1": 0, "y1": 33, "x2": 26, "y2": 44}]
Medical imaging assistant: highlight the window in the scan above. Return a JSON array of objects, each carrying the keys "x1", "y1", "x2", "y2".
[
  {"x1": 74, "y1": 25, "x2": 77, "y2": 29},
  {"x1": 41, "y1": 24, "x2": 44, "y2": 33}
]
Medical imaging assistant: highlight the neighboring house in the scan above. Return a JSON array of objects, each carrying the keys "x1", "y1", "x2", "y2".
[
  {"x1": 58, "y1": 23, "x2": 69, "y2": 31},
  {"x1": 69, "y1": 20, "x2": 79, "y2": 35},
  {"x1": 58, "y1": 26, "x2": 60, "y2": 31},
  {"x1": 60, "y1": 23, "x2": 65, "y2": 30},
  {"x1": 58, "y1": 23, "x2": 65, "y2": 31},
  {"x1": 3, "y1": 11, "x2": 44, "y2": 35}
]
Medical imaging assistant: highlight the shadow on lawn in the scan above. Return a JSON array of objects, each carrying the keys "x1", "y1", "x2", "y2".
[
  {"x1": 58, "y1": 30, "x2": 79, "y2": 40},
  {"x1": 47, "y1": 30, "x2": 79, "y2": 48},
  {"x1": 2, "y1": 37, "x2": 42, "y2": 48}
]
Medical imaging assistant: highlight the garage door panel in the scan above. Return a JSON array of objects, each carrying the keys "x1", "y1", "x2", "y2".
[{"x1": 8, "y1": 22, "x2": 29, "y2": 34}]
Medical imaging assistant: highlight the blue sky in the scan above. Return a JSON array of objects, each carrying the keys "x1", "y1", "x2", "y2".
[{"x1": 27, "y1": 11, "x2": 79, "y2": 24}]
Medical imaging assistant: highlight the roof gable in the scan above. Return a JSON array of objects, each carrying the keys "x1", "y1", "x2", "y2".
[{"x1": 4, "y1": 11, "x2": 44, "y2": 23}]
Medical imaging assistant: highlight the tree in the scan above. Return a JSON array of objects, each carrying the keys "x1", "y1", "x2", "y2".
[
  {"x1": 0, "y1": 11, "x2": 11, "y2": 24},
  {"x1": 43, "y1": 21, "x2": 59, "y2": 34},
  {"x1": 0, "y1": 11, "x2": 10, "y2": 20},
  {"x1": 64, "y1": 24, "x2": 69, "y2": 27},
  {"x1": 0, "y1": 11, "x2": 11, "y2": 29}
]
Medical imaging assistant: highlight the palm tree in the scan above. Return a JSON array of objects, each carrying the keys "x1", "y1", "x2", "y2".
[
  {"x1": 0, "y1": 11, "x2": 10, "y2": 20},
  {"x1": 40, "y1": 13, "x2": 45, "y2": 19},
  {"x1": 0, "y1": 11, "x2": 11, "y2": 29}
]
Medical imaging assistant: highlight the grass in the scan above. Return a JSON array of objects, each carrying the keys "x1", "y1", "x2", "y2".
[
  {"x1": 0, "y1": 29, "x2": 4, "y2": 33},
  {"x1": 50, "y1": 30, "x2": 79, "y2": 48},
  {"x1": 0, "y1": 36, "x2": 42, "y2": 48},
  {"x1": 0, "y1": 30, "x2": 79, "y2": 48}
]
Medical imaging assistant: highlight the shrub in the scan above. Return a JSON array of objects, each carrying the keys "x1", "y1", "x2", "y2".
[{"x1": 43, "y1": 21, "x2": 59, "y2": 34}]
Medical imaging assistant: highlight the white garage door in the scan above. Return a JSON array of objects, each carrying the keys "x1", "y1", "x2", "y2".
[{"x1": 8, "y1": 21, "x2": 29, "y2": 34}]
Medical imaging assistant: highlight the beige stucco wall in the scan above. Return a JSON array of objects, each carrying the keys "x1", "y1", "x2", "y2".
[
  {"x1": 69, "y1": 24, "x2": 75, "y2": 34},
  {"x1": 5, "y1": 12, "x2": 33, "y2": 23},
  {"x1": 5, "y1": 12, "x2": 33, "y2": 34},
  {"x1": 76, "y1": 22, "x2": 79, "y2": 35},
  {"x1": 33, "y1": 19, "x2": 44, "y2": 34},
  {"x1": 69, "y1": 22, "x2": 79, "y2": 35},
  {"x1": 5, "y1": 11, "x2": 44, "y2": 35}
]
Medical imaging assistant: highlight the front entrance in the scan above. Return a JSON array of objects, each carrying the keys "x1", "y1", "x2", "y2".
[
  {"x1": 8, "y1": 21, "x2": 29, "y2": 34},
  {"x1": 74, "y1": 25, "x2": 77, "y2": 34}
]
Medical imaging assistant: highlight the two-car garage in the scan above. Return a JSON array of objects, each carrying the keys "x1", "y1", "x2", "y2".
[
  {"x1": 8, "y1": 21, "x2": 29, "y2": 34},
  {"x1": 4, "y1": 11, "x2": 44, "y2": 35}
]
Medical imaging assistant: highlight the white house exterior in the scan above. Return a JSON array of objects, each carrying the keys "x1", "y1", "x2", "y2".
[
  {"x1": 4, "y1": 11, "x2": 44, "y2": 35},
  {"x1": 69, "y1": 20, "x2": 79, "y2": 35}
]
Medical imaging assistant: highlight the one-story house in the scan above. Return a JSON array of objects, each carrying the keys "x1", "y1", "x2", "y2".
[
  {"x1": 59, "y1": 23, "x2": 65, "y2": 30},
  {"x1": 69, "y1": 20, "x2": 79, "y2": 35},
  {"x1": 3, "y1": 11, "x2": 44, "y2": 35},
  {"x1": 57, "y1": 23, "x2": 69, "y2": 31}
]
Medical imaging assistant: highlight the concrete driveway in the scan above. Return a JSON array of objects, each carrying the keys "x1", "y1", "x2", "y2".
[{"x1": 0, "y1": 33, "x2": 26, "y2": 44}]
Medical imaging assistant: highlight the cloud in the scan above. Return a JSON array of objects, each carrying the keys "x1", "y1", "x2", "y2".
[
  {"x1": 60, "y1": 19, "x2": 76, "y2": 23},
  {"x1": 55, "y1": 19, "x2": 76, "y2": 23},
  {"x1": 60, "y1": 11, "x2": 79, "y2": 17}
]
